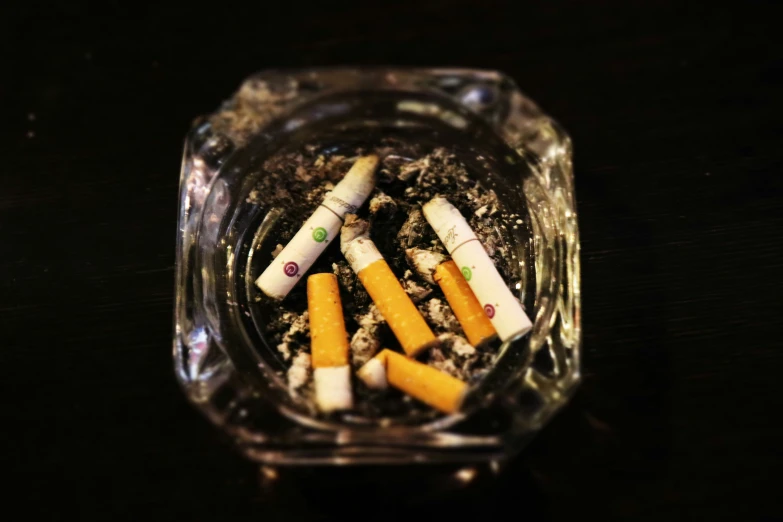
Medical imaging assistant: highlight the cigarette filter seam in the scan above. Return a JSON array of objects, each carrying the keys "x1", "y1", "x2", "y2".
[{"x1": 450, "y1": 237, "x2": 480, "y2": 255}]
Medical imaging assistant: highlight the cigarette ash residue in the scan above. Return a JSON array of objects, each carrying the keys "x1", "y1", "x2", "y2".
[
  {"x1": 250, "y1": 140, "x2": 524, "y2": 419},
  {"x1": 350, "y1": 304, "x2": 385, "y2": 368}
]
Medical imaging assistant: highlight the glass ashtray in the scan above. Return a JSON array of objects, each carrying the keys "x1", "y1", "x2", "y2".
[{"x1": 174, "y1": 68, "x2": 581, "y2": 464}]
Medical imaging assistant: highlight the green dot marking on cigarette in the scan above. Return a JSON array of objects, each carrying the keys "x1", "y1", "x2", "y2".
[
  {"x1": 312, "y1": 227, "x2": 328, "y2": 243},
  {"x1": 461, "y1": 266, "x2": 472, "y2": 281}
]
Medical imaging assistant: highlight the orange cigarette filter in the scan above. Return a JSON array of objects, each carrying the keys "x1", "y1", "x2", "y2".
[
  {"x1": 434, "y1": 260, "x2": 497, "y2": 346},
  {"x1": 358, "y1": 260, "x2": 436, "y2": 357},
  {"x1": 375, "y1": 349, "x2": 467, "y2": 414},
  {"x1": 307, "y1": 273, "x2": 350, "y2": 368}
]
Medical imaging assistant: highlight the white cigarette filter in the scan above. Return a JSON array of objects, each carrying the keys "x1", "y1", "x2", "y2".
[
  {"x1": 314, "y1": 366, "x2": 353, "y2": 412},
  {"x1": 355, "y1": 357, "x2": 387, "y2": 390},
  {"x1": 255, "y1": 155, "x2": 379, "y2": 300},
  {"x1": 422, "y1": 197, "x2": 532, "y2": 341}
]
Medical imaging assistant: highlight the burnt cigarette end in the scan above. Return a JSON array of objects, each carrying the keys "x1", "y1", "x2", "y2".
[
  {"x1": 369, "y1": 191, "x2": 398, "y2": 222},
  {"x1": 340, "y1": 214, "x2": 371, "y2": 247},
  {"x1": 405, "y1": 248, "x2": 448, "y2": 285}
]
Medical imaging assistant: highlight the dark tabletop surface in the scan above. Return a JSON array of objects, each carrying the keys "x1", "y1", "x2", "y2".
[{"x1": 2, "y1": 1, "x2": 782, "y2": 520}]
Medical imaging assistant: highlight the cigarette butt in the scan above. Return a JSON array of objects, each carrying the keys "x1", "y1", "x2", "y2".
[
  {"x1": 255, "y1": 154, "x2": 379, "y2": 300},
  {"x1": 434, "y1": 260, "x2": 497, "y2": 346},
  {"x1": 357, "y1": 349, "x2": 467, "y2": 414},
  {"x1": 358, "y1": 261, "x2": 436, "y2": 356},
  {"x1": 423, "y1": 197, "x2": 532, "y2": 341},
  {"x1": 341, "y1": 216, "x2": 436, "y2": 357},
  {"x1": 307, "y1": 273, "x2": 352, "y2": 412},
  {"x1": 307, "y1": 274, "x2": 350, "y2": 368}
]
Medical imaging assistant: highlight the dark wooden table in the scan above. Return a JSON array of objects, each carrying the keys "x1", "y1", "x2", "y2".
[{"x1": 3, "y1": 2, "x2": 781, "y2": 520}]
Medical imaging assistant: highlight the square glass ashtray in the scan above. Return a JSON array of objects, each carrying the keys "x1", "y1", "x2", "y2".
[{"x1": 174, "y1": 68, "x2": 581, "y2": 465}]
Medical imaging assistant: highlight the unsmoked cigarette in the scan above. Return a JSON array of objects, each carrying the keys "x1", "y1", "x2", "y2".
[
  {"x1": 341, "y1": 217, "x2": 436, "y2": 357},
  {"x1": 357, "y1": 349, "x2": 467, "y2": 414},
  {"x1": 423, "y1": 197, "x2": 532, "y2": 341},
  {"x1": 255, "y1": 155, "x2": 379, "y2": 300},
  {"x1": 307, "y1": 273, "x2": 353, "y2": 412},
  {"x1": 435, "y1": 260, "x2": 497, "y2": 346}
]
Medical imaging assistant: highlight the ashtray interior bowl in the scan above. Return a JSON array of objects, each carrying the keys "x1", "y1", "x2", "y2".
[{"x1": 174, "y1": 68, "x2": 581, "y2": 464}]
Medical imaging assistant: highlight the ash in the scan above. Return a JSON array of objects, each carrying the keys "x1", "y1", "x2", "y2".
[
  {"x1": 250, "y1": 140, "x2": 523, "y2": 417},
  {"x1": 350, "y1": 305, "x2": 385, "y2": 367}
]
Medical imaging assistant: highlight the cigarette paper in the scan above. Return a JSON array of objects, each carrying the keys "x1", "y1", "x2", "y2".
[
  {"x1": 307, "y1": 273, "x2": 353, "y2": 412},
  {"x1": 341, "y1": 216, "x2": 436, "y2": 357},
  {"x1": 434, "y1": 260, "x2": 497, "y2": 346},
  {"x1": 357, "y1": 349, "x2": 467, "y2": 414},
  {"x1": 255, "y1": 155, "x2": 379, "y2": 300},
  {"x1": 423, "y1": 197, "x2": 532, "y2": 341}
]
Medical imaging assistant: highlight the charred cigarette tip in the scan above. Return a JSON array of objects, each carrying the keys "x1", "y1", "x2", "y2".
[
  {"x1": 340, "y1": 214, "x2": 371, "y2": 250},
  {"x1": 405, "y1": 247, "x2": 448, "y2": 285},
  {"x1": 351, "y1": 153, "x2": 380, "y2": 171}
]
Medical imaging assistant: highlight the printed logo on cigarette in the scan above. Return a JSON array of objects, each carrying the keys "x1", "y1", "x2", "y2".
[
  {"x1": 483, "y1": 303, "x2": 495, "y2": 318},
  {"x1": 283, "y1": 261, "x2": 299, "y2": 277},
  {"x1": 461, "y1": 266, "x2": 472, "y2": 281},
  {"x1": 444, "y1": 225, "x2": 458, "y2": 246},
  {"x1": 312, "y1": 227, "x2": 328, "y2": 243},
  {"x1": 325, "y1": 195, "x2": 358, "y2": 213}
]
